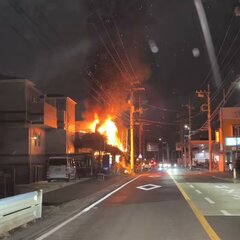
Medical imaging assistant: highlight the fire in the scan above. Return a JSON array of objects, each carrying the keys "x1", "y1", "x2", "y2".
[
  {"x1": 89, "y1": 113, "x2": 100, "y2": 132},
  {"x1": 89, "y1": 114, "x2": 125, "y2": 151}
]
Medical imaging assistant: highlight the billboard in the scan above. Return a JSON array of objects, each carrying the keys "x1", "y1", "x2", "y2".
[{"x1": 146, "y1": 143, "x2": 159, "y2": 152}]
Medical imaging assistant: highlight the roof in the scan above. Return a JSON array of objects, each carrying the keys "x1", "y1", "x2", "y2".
[
  {"x1": 46, "y1": 94, "x2": 77, "y2": 104},
  {"x1": 0, "y1": 78, "x2": 35, "y2": 87},
  {"x1": 0, "y1": 73, "x2": 23, "y2": 80}
]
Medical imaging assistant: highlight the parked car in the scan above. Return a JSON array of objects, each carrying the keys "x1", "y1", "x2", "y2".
[{"x1": 47, "y1": 156, "x2": 76, "y2": 182}]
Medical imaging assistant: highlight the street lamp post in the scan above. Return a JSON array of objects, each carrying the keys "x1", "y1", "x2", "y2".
[
  {"x1": 159, "y1": 138, "x2": 164, "y2": 162},
  {"x1": 159, "y1": 138, "x2": 170, "y2": 163},
  {"x1": 183, "y1": 100, "x2": 194, "y2": 169}
]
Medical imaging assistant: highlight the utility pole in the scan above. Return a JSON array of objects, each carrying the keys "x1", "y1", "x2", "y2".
[
  {"x1": 207, "y1": 84, "x2": 212, "y2": 172},
  {"x1": 196, "y1": 84, "x2": 212, "y2": 172},
  {"x1": 188, "y1": 99, "x2": 192, "y2": 169},
  {"x1": 130, "y1": 97, "x2": 135, "y2": 172},
  {"x1": 182, "y1": 100, "x2": 194, "y2": 169},
  {"x1": 138, "y1": 95, "x2": 143, "y2": 161},
  {"x1": 129, "y1": 88, "x2": 145, "y2": 173},
  {"x1": 166, "y1": 142, "x2": 170, "y2": 162}
]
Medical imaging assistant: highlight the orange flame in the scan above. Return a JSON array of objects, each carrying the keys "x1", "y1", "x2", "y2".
[
  {"x1": 88, "y1": 114, "x2": 125, "y2": 151},
  {"x1": 89, "y1": 113, "x2": 99, "y2": 132}
]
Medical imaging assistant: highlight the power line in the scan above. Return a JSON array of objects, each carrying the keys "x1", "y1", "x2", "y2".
[
  {"x1": 144, "y1": 104, "x2": 182, "y2": 113},
  {"x1": 200, "y1": 14, "x2": 235, "y2": 89},
  {"x1": 7, "y1": 0, "x2": 54, "y2": 51},
  {"x1": 91, "y1": 0, "x2": 135, "y2": 85},
  {"x1": 104, "y1": 0, "x2": 139, "y2": 84},
  {"x1": 90, "y1": 22, "x2": 131, "y2": 85}
]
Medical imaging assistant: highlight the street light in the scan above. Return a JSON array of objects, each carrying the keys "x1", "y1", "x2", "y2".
[{"x1": 159, "y1": 138, "x2": 170, "y2": 163}]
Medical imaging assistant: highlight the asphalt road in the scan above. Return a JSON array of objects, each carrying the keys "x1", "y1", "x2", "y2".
[
  {"x1": 36, "y1": 170, "x2": 213, "y2": 240},
  {"x1": 10, "y1": 169, "x2": 240, "y2": 240},
  {"x1": 174, "y1": 170, "x2": 240, "y2": 240}
]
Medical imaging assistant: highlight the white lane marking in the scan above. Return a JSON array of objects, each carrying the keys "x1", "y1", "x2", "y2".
[
  {"x1": 189, "y1": 185, "x2": 195, "y2": 188},
  {"x1": 204, "y1": 197, "x2": 215, "y2": 204},
  {"x1": 222, "y1": 189, "x2": 234, "y2": 194},
  {"x1": 221, "y1": 210, "x2": 231, "y2": 216},
  {"x1": 232, "y1": 194, "x2": 240, "y2": 200},
  {"x1": 35, "y1": 175, "x2": 142, "y2": 240},
  {"x1": 195, "y1": 189, "x2": 202, "y2": 194},
  {"x1": 214, "y1": 185, "x2": 229, "y2": 189}
]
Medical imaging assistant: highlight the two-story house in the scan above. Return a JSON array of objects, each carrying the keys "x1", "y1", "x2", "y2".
[{"x1": 0, "y1": 78, "x2": 57, "y2": 183}]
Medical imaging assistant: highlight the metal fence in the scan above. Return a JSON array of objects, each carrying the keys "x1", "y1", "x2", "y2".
[{"x1": 0, "y1": 190, "x2": 42, "y2": 235}]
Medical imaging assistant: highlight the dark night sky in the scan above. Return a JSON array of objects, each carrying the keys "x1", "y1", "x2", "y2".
[{"x1": 0, "y1": 0, "x2": 240, "y2": 144}]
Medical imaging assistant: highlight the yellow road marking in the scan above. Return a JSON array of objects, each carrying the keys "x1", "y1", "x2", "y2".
[{"x1": 169, "y1": 174, "x2": 220, "y2": 240}]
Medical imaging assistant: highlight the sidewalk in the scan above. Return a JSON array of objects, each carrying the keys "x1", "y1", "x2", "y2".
[
  {"x1": 7, "y1": 174, "x2": 134, "y2": 240},
  {"x1": 212, "y1": 171, "x2": 240, "y2": 183},
  {"x1": 15, "y1": 178, "x2": 91, "y2": 195},
  {"x1": 191, "y1": 167, "x2": 240, "y2": 183}
]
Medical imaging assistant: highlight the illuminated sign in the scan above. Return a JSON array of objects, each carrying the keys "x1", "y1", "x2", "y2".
[
  {"x1": 215, "y1": 130, "x2": 220, "y2": 143},
  {"x1": 147, "y1": 143, "x2": 159, "y2": 152},
  {"x1": 225, "y1": 137, "x2": 240, "y2": 146}
]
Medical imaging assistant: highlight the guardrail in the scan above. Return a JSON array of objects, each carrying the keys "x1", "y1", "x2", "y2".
[{"x1": 0, "y1": 190, "x2": 42, "y2": 235}]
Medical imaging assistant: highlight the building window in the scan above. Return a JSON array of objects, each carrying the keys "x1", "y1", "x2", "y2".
[
  {"x1": 33, "y1": 133, "x2": 41, "y2": 147},
  {"x1": 233, "y1": 125, "x2": 240, "y2": 137},
  {"x1": 32, "y1": 96, "x2": 40, "y2": 103}
]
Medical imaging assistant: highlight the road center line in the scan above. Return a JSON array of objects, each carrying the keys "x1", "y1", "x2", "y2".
[
  {"x1": 195, "y1": 189, "x2": 202, "y2": 194},
  {"x1": 221, "y1": 210, "x2": 231, "y2": 216},
  {"x1": 169, "y1": 173, "x2": 220, "y2": 240},
  {"x1": 204, "y1": 197, "x2": 215, "y2": 204},
  {"x1": 35, "y1": 175, "x2": 142, "y2": 240}
]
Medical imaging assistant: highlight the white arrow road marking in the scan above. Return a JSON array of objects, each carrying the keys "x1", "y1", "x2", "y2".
[
  {"x1": 136, "y1": 184, "x2": 162, "y2": 191},
  {"x1": 204, "y1": 197, "x2": 215, "y2": 204}
]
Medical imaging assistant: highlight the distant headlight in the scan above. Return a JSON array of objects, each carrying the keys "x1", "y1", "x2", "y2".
[
  {"x1": 159, "y1": 163, "x2": 163, "y2": 168},
  {"x1": 168, "y1": 164, "x2": 171, "y2": 168},
  {"x1": 163, "y1": 163, "x2": 168, "y2": 168},
  {"x1": 174, "y1": 163, "x2": 177, "y2": 168}
]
